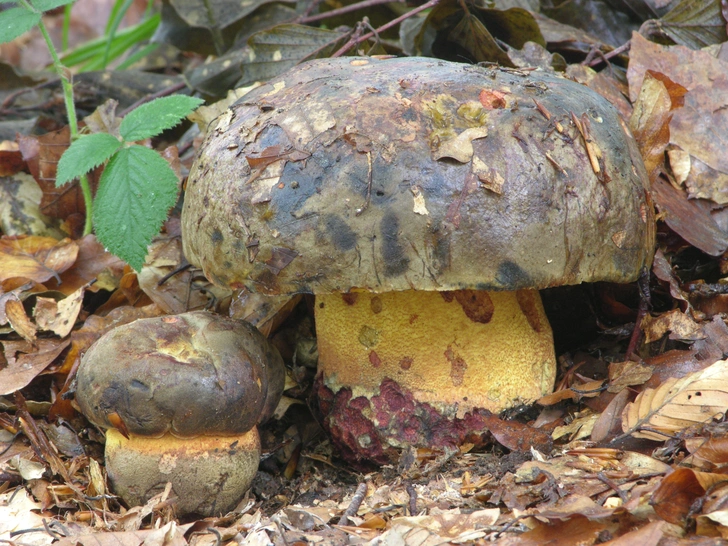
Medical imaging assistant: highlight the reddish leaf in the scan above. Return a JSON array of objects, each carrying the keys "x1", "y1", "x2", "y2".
[{"x1": 652, "y1": 468, "x2": 706, "y2": 524}]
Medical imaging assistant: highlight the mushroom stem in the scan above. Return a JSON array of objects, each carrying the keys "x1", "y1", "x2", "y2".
[
  {"x1": 104, "y1": 428, "x2": 261, "y2": 515},
  {"x1": 315, "y1": 289, "x2": 555, "y2": 416}
]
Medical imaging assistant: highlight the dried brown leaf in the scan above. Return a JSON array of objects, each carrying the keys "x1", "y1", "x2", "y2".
[
  {"x1": 684, "y1": 437, "x2": 728, "y2": 471},
  {"x1": 608, "y1": 361, "x2": 654, "y2": 393},
  {"x1": 650, "y1": 467, "x2": 728, "y2": 524},
  {"x1": 33, "y1": 285, "x2": 85, "y2": 338},
  {"x1": 591, "y1": 389, "x2": 629, "y2": 443},
  {"x1": 0, "y1": 236, "x2": 79, "y2": 284},
  {"x1": 621, "y1": 358, "x2": 728, "y2": 441},
  {"x1": 4, "y1": 297, "x2": 36, "y2": 343},
  {"x1": 641, "y1": 308, "x2": 704, "y2": 343},
  {"x1": 629, "y1": 72, "x2": 672, "y2": 182}
]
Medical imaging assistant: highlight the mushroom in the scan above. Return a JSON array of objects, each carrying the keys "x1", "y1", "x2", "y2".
[
  {"x1": 75, "y1": 311, "x2": 285, "y2": 515},
  {"x1": 181, "y1": 57, "x2": 654, "y2": 464}
]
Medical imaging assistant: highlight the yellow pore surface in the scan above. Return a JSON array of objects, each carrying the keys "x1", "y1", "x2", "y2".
[{"x1": 315, "y1": 289, "x2": 556, "y2": 415}]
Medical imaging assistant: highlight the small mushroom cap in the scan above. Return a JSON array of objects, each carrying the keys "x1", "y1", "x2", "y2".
[
  {"x1": 75, "y1": 311, "x2": 285, "y2": 437},
  {"x1": 182, "y1": 56, "x2": 654, "y2": 296},
  {"x1": 105, "y1": 428, "x2": 260, "y2": 516}
]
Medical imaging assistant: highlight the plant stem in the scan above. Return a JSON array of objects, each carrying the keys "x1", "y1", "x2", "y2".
[
  {"x1": 331, "y1": 0, "x2": 440, "y2": 57},
  {"x1": 36, "y1": 14, "x2": 94, "y2": 235},
  {"x1": 297, "y1": 0, "x2": 405, "y2": 24}
]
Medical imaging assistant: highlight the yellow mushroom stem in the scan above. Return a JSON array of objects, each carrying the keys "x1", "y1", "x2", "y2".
[
  {"x1": 315, "y1": 289, "x2": 556, "y2": 416},
  {"x1": 104, "y1": 428, "x2": 260, "y2": 515}
]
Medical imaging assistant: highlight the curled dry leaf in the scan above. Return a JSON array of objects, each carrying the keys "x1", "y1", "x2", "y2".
[
  {"x1": 621, "y1": 358, "x2": 728, "y2": 441},
  {"x1": 651, "y1": 467, "x2": 728, "y2": 525},
  {"x1": 0, "y1": 236, "x2": 79, "y2": 284}
]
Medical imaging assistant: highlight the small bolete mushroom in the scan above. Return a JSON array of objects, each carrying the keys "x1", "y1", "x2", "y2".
[
  {"x1": 181, "y1": 57, "x2": 654, "y2": 464},
  {"x1": 75, "y1": 311, "x2": 284, "y2": 515}
]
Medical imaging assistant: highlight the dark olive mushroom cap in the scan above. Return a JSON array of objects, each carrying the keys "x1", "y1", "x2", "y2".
[
  {"x1": 75, "y1": 311, "x2": 285, "y2": 437},
  {"x1": 182, "y1": 57, "x2": 654, "y2": 295}
]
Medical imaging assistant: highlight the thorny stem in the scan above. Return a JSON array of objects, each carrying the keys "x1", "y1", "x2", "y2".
[
  {"x1": 29, "y1": 1, "x2": 94, "y2": 235},
  {"x1": 298, "y1": 0, "x2": 406, "y2": 24},
  {"x1": 331, "y1": 0, "x2": 441, "y2": 57}
]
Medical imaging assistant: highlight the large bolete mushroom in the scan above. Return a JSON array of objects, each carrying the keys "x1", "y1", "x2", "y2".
[
  {"x1": 181, "y1": 57, "x2": 654, "y2": 464},
  {"x1": 75, "y1": 311, "x2": 285, "y2": 515}
]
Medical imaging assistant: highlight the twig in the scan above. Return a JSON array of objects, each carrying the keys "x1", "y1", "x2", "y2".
[
  {"x1": 338, "y1": 482, "x2": 368, "y2": 526},
  {"x1": 625, "y1": 266, "x2": 651, "y2": 358},
  {"x1": 298, "y1": 0, "x2": 405, "y2": 24},
  {"x1": 584, "y1": 41, "x2": 631, "y2": 68},
  {"x1": 406, "y1": 482, "x2": 418, "y2": 515},
  {"x1": 332, "y1": 0, "x2": 440, "y2": 57},
  {"x1": 118, "y1": 80, "x2": 188, "y2": 118},
  {"x1": 596, "y1": 472, "x2": 628, "y2": 504}
]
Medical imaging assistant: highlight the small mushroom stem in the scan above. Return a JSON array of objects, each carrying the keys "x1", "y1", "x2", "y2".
[
  {"x1": 104, "y1": 428, "x2": 261, "y2": 516},
  {"x1": 315, "y1": 289, "x2": 556, "y2": 416}
]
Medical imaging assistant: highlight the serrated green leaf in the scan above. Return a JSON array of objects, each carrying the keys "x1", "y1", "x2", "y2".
[
  {"x1": 0, "y1": 7, "x2": 41, "y2": 44},
  {"x1": 93, "y1": 145, "x2": 179, "y2": 271},
  {"x1": 56, "y1": 133, "x2": 121, "y2": 186},
  {"x1": 119, "y1": 95, "x2": 204, "y2": 142},
  {"x1": 33, "y1": 0, "x2": 75, "y2": 11}
]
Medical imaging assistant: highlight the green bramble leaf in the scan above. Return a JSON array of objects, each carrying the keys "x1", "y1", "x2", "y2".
[
  {"x1": 119, "y1": 95, "x2": 204, "y2": 142},
  {"x1": 33, "y1": 0, "x2": 75, "y2": 11},
  {"x1": 56, "y1": 133, "x2": 121, "y2": 187},
  {"x1": 93, "y1": 145, "x2": 179, "y2": 271},
  {"x1": 0, "y1": 7, "x2": 41, "y2": 44}
]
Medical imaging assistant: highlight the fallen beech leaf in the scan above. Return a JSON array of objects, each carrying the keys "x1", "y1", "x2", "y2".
[
  {"x1": 57, "y1": 234, "x2": 125, "y2": 295},
  {"x1": 600, "y1": 520, "x2": 676, "y2": 546},
  {"x1": 651, "y1": 467, "x2": 728, "y2": 524},
  {"x1": 684, "y1": 437, "x2": 728, "y2": 471},
  {"x1": 498, "y1": 514, "x2": 606, "y2": 546},
  {"x1": 0, "y1": 236, "x2": 79, "y2": 284},
  {"x1": 4, "y1": 297, "x2": 36, "y2": 343},
  {"x1": 552, "y1": 411, "x2": 598, "y2": 442},
  {"x1": 651, "y1": 248, "x2": 690, "y2": 308},
  {"x1": 33, "y1": 285, "x2": 85, "y2": 337},
  {"x1": 641, "y1": 308, "x2": 705, "y2": 343},
  {"x1": 629, "y1": 72, "x2": 672, "y2": 182},
  {"x1": 591, "y1": 388, "x2": 629, "y2": 443},
  {"x1": 0, "y1": 338, "x2": 70, "y2": 395},
  {"x1": 0, "y1": 489, "x2": 54, "y2": 546},
  {"x1": 622, "y1": 358, "x2": 728, "y2": 441},
  {"x1": 608, "y1": 360, "x2": 654, "y2": 393}
]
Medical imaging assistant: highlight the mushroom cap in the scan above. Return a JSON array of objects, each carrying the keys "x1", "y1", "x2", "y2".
[
  {"x1": 104, "y1": 428, "x2": 260, "y2": 516},
  {"x1": 182, "y1": 56, "x2": 654, "y2": 296},
  {"x1": 75, "y1": 311, "x2": 285, "y2": 437}
]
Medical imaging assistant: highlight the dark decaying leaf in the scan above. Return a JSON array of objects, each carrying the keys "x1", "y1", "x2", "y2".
[
  {"x1": 412, "y1": 0, "x2": 544, "y2": 66},
  {"x1": 184, "y1": 4, "x2": 298, "y2": 96},
  {"x1": 640, "y1": 0, "x2": 728, "y2": 48},
  {"x1": 237, "y1": 24, "x2": 350, "y2": 88},
  {"x1": 542, "y1": 0, "x2": 638, "y2": 47},
  {"x1": 478, "y1": 7, "x2": 546, "y2": 48},
  {"x1": 170, "y1": 0, "x2": 292, "y2": 30},
  {"x1": 651, "y1": 177, "x2": 728, "y2": 256},
  {"x1": 447, "y1": 13, "x2": 514, "y2": 66}
]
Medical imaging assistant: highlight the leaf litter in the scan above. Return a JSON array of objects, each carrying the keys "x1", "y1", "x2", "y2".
[{"x1": 3, "y1": 0, "x2": 728, "y2": 544}]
